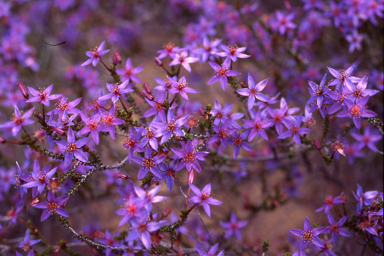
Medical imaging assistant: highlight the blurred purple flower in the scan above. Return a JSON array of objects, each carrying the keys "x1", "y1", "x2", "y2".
[{"x1": 81, "y1": 41, "x2": 110, "y2": 67}]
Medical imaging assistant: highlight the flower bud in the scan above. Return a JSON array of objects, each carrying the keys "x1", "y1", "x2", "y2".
[
  {"x1": 116, "y1": 173, "x2": 129, "y2": 180},
  {"x1": 314, "y1": 139, "x2": 321, "y2": 149},
  {"x1": 188, "y1": 170, "x2": 195, "y2": 183},
  {"x1": 199, "y1": 109, "x2": 205, "y2": 116},
  {"x1": 18, "y1": 81, "x2": 29, "y2": 99},
  {"x1": 31, "y1": 198, "x2": 39, "y2": 206},
  {"x1": 240, "y1": 82, "x2": 246, "y2": 88},
  {"x1": 154, "y1": 57, "x2": 162, "y2": 66},
  {"x1": 112, "y1": 50, "x2": 122, "y2": 66},
  {"x1": 143, "y1": 83, "x2": 151, "y2": 94},
  {"x1": 0, "y1": 137, "x2": 5, "y2": 144},
  {"x1": 143, "y1": 92, "x2": 153, "y2": 101},
  {"x1": 52, "y1": 127, "x2": 65, "y2": 136}
]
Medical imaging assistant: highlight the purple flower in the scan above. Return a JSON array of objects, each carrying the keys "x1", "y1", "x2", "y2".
[
  {"x1": 143, "y1": 94, "x2": 168, "y2": 122},
  {"x1": 351, "y1": 126, "x2": 382, "y2": 152},
  {"x1": 116, "y1": 58, "x2": 144, "y2": 83},
  {"x1": 265, "y1": 106, "x2": 290, "y2": 135},
  {"x1": 153, "y1": 110, "x2": 188, "y2": 144},
  {"x1": 98, "y1": 80, "x2": 134, "y2": 103},
  {"x1": 159, "y1": 160, "x2": 180, "y2": 192},
  {"x1": 216, "y1": 45, "x2": 250, "y2": 62},
  {"x1": 353, "y1": 184, "x2": 378, "y2": 213},
  {"x1": 33, "y1": 191, "x2": 70, "y2": 221},
  {"x1": 206, "y1": 120, "x2": 236, "y2": 148},
  {"x1": 207, "y1": 57, "x2": 241, "y2": 91},
  {"x1": 130, "y1": 147, "x2": 167, "y2": 179},
  {"x1": 336, "y1": 96, "x2": 377, "y2": 130},
  {"x1": 15, "y1": 162, "x2": 27, "y2": 198},
  {"x1": 345, "y1": 142, "x2": 364, "y2": 165},
  {"x1": 55, "y1": 127, "x2": 89, "y2": 167},
  {"x1": 196, "y1": 243, "x2": 224, "y2": 256},
  {"x1": 290, "y1": 217, "x2": 323, "y2": 249},
  {"x1": 47, "y1": 96, "x2": 82, "y2": 118},
  {"x1": 195, "y1": 36, "x2": 222, "y2": 62},
  {"x1": 323, "y1": 214, "x2": 351, "y2": 245},
  {"x1": 189, "y1": 183, "x2": 222, "y2": 217},
  {"x1": 26, "y1": 84, "x2": 62, "y2": 106},
  {"x1": 126, "y1": 217, "x2": 163, "y2": 249},
  {"x1": 220, "y1": 213, "x2": 248, "y2": 240},
  {"x1": 228, "y1": 131, "x2": 253, "y2": 159},
  {"x1": 154, "y1": 77, "x2": 174, "y2": 94},
  {"x1": 99, "y1": 104, "x2": 125, "y2": 140},
  {"x1": 242, "y1": 110, "x2": 272, "y2": 141},
  {"x1": 346, "y1": 30, "x2": 364, "y2": 52},
  {"x1": 18, "y1": 229, "x2": 41, "y2": 251},
  {"x1": 22, "y1": 159, "x2": 57, "y2": 195},
  {"x1": 0, "y1": 105, "x2": 34, "y2": 136},
  {"x1": 115, "y1": 194, "x2": 145, "y2": 227},
  {"x1": 302, "y1": 105, "x2": 316, "y2": 126},
  {"x1": 141, "y1": 125, "x2": 158, "y2": 151},
  {"x1": 328, "y1": 65, "x2": 360, "y2": 87},
  {"x1": 273, "y1": 11, "x2": 296, "y2": 35},
  {"x1": 157, "y1": 42, "x2": 181, "y2": 59},
  {"x1": 81, "y1": 41, "x2": 110, "y2": 67},
  {"x1": 314, "y1": 239, "x2": 337, "y2": 256},
  {"x1": 307, "y1": 74, "x2": 330, "y2": 109},
  {"x1": 277, "y1": 116, "x2": 311, "y2": 146},
  {"x1": 171, "y1": 139, "x2": 209, "y2": 173},
  {"x1": 78, "y1": 112, "x2": 101, "y2": 145},
  {"x1": 237, "y1": 75, "x2": 269, "y2": 110},
  {"x1": 123, "y1": 127, "x2": 144, "y2": 160},
  {"x1": 168, "y1": 76, "x2": 199, "y2": 100},
  {"x1": 345, "y1": 75, "x2": 379, "y2": 101},
  {"x1": 169, "y1": 51, "x2": 198, "y2": 72},
  {"x1": 315, "y1": 193, "x2": 345, "y2": 214},
  {"x1": 134, "y1": 185, "x2": 168, "y2": 211},
  {"x1": 327, "y1": 88, "x2": 350, "y2": 115}
]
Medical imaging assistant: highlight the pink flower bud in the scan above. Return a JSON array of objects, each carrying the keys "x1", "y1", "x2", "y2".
[
  {"x1": 143, "y1": 83, "x2": 151, "y2": 94},
  {"x1": 0, "y1": 137, "x2": 5, "y2": 143},
  {"x1": 143, "y1": 92, "x2": 153, "y2": 101},
  {"x1": 154, "y1": 57, "x2": 162, "y2": 66},
  {"x1": 199, "y1": 109, "x2": 205, "y2": 116},
  {"x1": 188, "y1": 169, "x2": 194, "y2": 183},
  {"x1": 18, "y1": 81, "x2": 29, "y2": 99},
  {"x1": 52, "y1": 127, "x2": 65, "y2": 136},
  {"x1": 314, "y1": 139, "x2": 321, "y2": 149},
  {"x1": 112, "y1": 50, "x2": 122, "y2": 65},
  {"x1": 31, "y1": 198, "x2": 39, "y2": 206},
  {"x1": 116, "y1": 173, "x2": 129, "y2": 180}
]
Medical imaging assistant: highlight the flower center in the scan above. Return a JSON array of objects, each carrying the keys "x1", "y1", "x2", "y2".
[
  {"x1": 56, "y1": 101, "x2": 68, "y2": 111},
  {"x1": 143, "y1": 158, "x2": 155, "y2": 169},
  {"x1": 228, "y1": 44, "x2": 238, "y2": 55},
  {"x1": 234, "y1": 137, "x2": 242, "y2": 146},
  {"x1": 219, "y1": 130, "x2": 228, "y2": 139},
  {"x1": 187, "y1": 116, "x2": 199, "y2": 127},
  {"x1": 184, "y1": 153, "x2": 195, "y2": 163},
  {"x1": 39, "y1": 88, "x2": 48, "y2": 100},
  {"x1": 123, "y1": 138, "x2": 135, "y2": 148},
  {"x1": 350, "y1": 105, "x2": 361, "y2": 117},
  {"x1": 218, "y1": 67, "x2": 227, "y2": 77},
  {"x1": 66, "y1": 142, "x2": 77, "y2": 153},
  {"x1": 301, "y1": 230, "x2": 313, "y2": 241},
  {"x1": 103, "y1": 115, "x2": 114, "y2": 125},
  {"x1": 47, "y1": 201, "x2": 59, "y2": 212},
  {"x1": 89, "y1": 121, "x2": 98, "y2": 130},
  {"x1": 146, "y1": 130, "x2": 154, "y2": 139},
  {"x1": 166, "y1": 122, "x2": 176, "y2": 132},
  {"x1": 291, "y1": 127, "x2": 299, "y2": 134}
]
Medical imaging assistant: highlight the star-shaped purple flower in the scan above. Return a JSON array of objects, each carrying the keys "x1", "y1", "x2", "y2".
[
  {"x1": 323, "y1": 213, "x2": 351, "y2": 245},
  {"x1": 55, "y1": 127, "x2": 89, "y2": 167},
  {"x1": 98, "y1": 80, "x2": 134, "y2": 103},
  {"x1": 171, "y1": 139, "x2": 209, "y2": 173},
  {"x1": 307, "y1": 74, "x2": 330, "y2": 109},
  {"x1": 169, "y1": 51, "x2": 198, "y2": 73},
  {"x1": 116, "y1": 58, "x2": 144, "y2": 83},
  {"x1": 290, "y1": 217, "x2": 323, "y2": 250},
  {"x1": 99, "y1": 104, "x2": 125, "y2": 140},
  {"x1": 81, "y1": 41, "x2": 110, "y2": 67},
  {"x1": 336, "y1": 96, "x2": 377, "y2": 130},
  {"x1": 237, "y1": 75, "x2": 269, "y2": 110},
  {"x1": 189, "y1": 183, "x2": 222, "y2": 217},
  {"x1": 26, "y1": 84, "x2": 62, "y2": 106},
  {"x1": 207, "y1": 57, "x2": 241, "y2": 91},
  {"x1": 22, "y1": 159, "x2": 57, "y2": 195},
  {"x1": 33, "y1": 191, "x2": 70, "y2": 221},
  {"x1": 131, "y1": 147, "x2": 167, "y2": 179},
  {"x1": 216, "y1": 45, "x2": 250, "y2": 62},
  {"x1": 277, "y1": 116, "x2": 311, "y2": 146},
  {"x1": 0, "y1": 105, "x2": 34, "y2": 136},
  {"x1": 220, "y1": 212, "x2": 248, "y2": 240}
]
